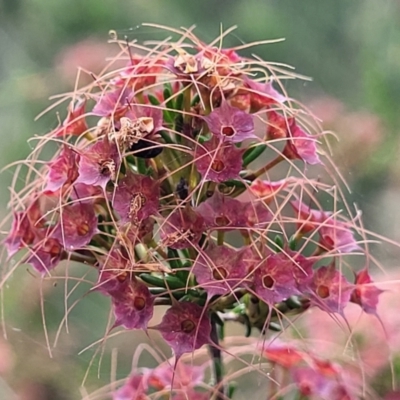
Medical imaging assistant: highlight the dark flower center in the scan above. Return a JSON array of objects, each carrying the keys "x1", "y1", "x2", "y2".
[
  {"x1": 68, "y1": 167, "x2": 79, "y2": 183},
  {"x1": 221, "y1": 125, "x2": 236, "y2": 137},
  {"x1": 117, "y1": 271, "x2": 128, "y2": 283},
  {"x1": 43, "y1": 238, "x2": 62, "y2": 257},
  {"x1": 262, "y1": 275, "x2": 275, "y2": 289},
  {"x1": 212, "y1": 267, "x2": 228, "y2": 280},
  {"x1": 215, "y1": 215, "x2": 231, "y2": 226},
  {"x1": 24, "y1": 230, "x2": 36, "y2": 246},
  {"x1": 317, "y1": 284, "x2": 330, "y2": 299},
  {"x1": 77, "y1": 222, "x2": 90, "y2": 236},
  {"x1": 180, "y1": 319, "x2": 196, "y2": 333},
  {"x1": 321, "y1": 234, "x2": 335, "y2": 249},
  {"x1": 174, "y1": 54, "x2": 198, "y2": 74},
  {"x1": 99, "y1": 159, "x2": 116, "y2": 179},
  {"x1": 211, "y1": 160, "x2": 225, "y2": 172},
  {"x1": 133, "y1": 296, "x2": 146, "y2": 310}
]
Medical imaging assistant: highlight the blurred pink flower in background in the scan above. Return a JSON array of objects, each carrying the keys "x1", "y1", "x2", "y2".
[
  {"x1": 285, "y1": 271, "x2": 400, "y2": 380},
  {"x1": 55, "y1": 38, "x2": 121, "y2": 85},
  {"x1": 308, "y1": 96, "x2": 384, "y2": 172}
]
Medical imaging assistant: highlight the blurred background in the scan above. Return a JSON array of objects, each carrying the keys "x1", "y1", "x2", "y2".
[{"x1": 0, "y1": 0, "x2": 400, "y2": 398}]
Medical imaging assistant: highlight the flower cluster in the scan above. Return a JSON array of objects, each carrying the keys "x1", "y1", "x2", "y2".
[{"x1": 3, "y1": 26, "x2": 388, "y2": 398}]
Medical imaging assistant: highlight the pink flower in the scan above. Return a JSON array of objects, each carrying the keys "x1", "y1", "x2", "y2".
[
  {"x1": 319, "y1": 217, "x2": 361, "y2": 254},
  {"x1": 26, "y1": 237, "x2": 63, "y2": 274},
  {"x1": 111, "y1": 172, "x2": 159, "y2": 224},
  {"x1": 52, "y1": 202, "x2": 98, "y2": 250},
  {"x1": 113, "y1": 373, "x2": 148, "y2": 400},
  {"x1": 196, "y1": 190, "x2": 246, "y2": 230},
  {"x1": 111, "y1": 55, "x2": 164, "y2": 90},
  {"x1": 161, "y1": 206, "x2": 205, "y2": 249},
  {"x1": 172, "y1": 391, "x2": 209, "y2": 400},
  {"x1": 147, "y1": 360, "x2": 206, "y2": 390},
  {"x1": 192, "y1": 243, "x2": 249, "y2": 297},
  {"x1": 194, "y1": 139, "x2": 244, "y2": 183},
  {"x1": 45, "y1": 145, "x2": 80, "y2": 193},
  {"x1": 290, "y1": 199, "x2": 360, "y2": 253},
  {"x1": 112, "y1": 279, "x2": 154, "y2": 330},
  {"x1": 5, "y1": 212, "x2": 36, "y2": 257},
  {"x1": 252, "y1": 252, "x2": 302, "y2": 304},
  {"x1": 309, "y1": 265, "x2": 353, "y2": 314},
  {"x1": 203, "y1": 101, "x2": 256, "y2": 143},
  {"x1": 96, "y1": 249, "x2": 134, "y2": 295},
  {"x1": 242, "y1": 201, "x2": 271, "y2": 229},
  {"x1": 243, "y1": 76, "x2": 287, "y2": 111},
  {"x1": 4, "y1": 197, "x2": 46, "y2": 257},
  {"x1": 249, "y1": 178, "x2": 288, "y2": 204},
  {"x1": 350, "y1": 268, "x2": 384, "y2": 315},
  {"x1": 76, "y1": 136, "x2": 120, "y2": 190},
  {"x1": 154, "y1": 302, "x2": 211, "y2": 359},
  {"x1": 165, "y1": 52, "x2": 210, "y2": 78}
]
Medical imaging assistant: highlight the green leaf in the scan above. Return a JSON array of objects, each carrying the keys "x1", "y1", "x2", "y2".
[
  {"x1": 242, "y1": 143, "x2": 267, "y2": 167},
  {"x1": 274, "y1": 235, "x2": 284, "y2": 252},
  {"x1": 147, "y1": 94, "x2": 160, "y2": 106}
]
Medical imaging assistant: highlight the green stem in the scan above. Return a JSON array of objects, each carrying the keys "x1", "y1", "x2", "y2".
[
  {"x1": 182, "y1": 83, "x2": 192, "y2": 125},
  {"x1": 217, "y1": 231, "x2": 225, "y2": 246},
  {"x1": 209, "y1": 315, "x2": 225, "y2": 400},
  {"x1": 67, "y1": 252, "x2": 97, "y2": 266}
]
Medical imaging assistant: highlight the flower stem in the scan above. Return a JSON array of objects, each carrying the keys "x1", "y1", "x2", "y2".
[
  {"x1": 244, "y1": 154, "x2": 284, "y2": 181},
  {"x1": 209, "y1": 314, "x2": 225, "y2": 400}
]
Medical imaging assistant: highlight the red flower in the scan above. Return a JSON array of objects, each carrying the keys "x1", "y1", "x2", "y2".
[
  {"x1": 350, "y1": 268, "x2": 383, "y2": 314},
  {"x1": 263, "y1": 343, "x2": 306, "y2": 369},
  {"x1": 267, "y1": 110, "x2": 321, "y2": 165},
  {"x1": 92, "y1": 87, "x2": 133, "y2": 118},
  {"x1": 53, "y1": 99, "x2": 88, "y2": 137}
]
